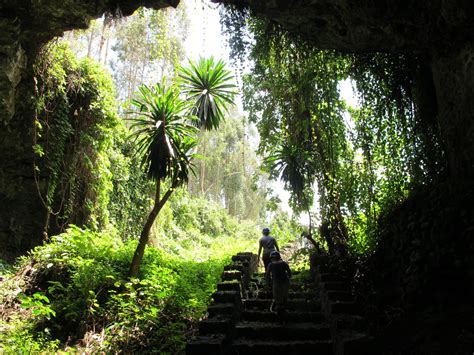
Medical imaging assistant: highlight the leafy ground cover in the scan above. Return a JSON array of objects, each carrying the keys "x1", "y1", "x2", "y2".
[
  {"x1": 0, "y1": 223, "x2": 252, "y2": 353},
  {"x1": 0, "y1": 189, "x2": 299, "y2": 354}
]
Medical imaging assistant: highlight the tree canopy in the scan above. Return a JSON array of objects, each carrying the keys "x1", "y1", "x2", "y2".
[{"x1": 220, "y1": 9, "x2": 446, "y2": 253}]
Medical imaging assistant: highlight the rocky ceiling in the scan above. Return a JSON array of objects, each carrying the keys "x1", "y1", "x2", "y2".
[
  {"x1": 212, "y1": 0, "x2": 474, "y2": 54},
  {"x1": 1, "y1": 0, "x2": 178, "y2": 53},
  {"x1": 0, "y1": 0, "x2": 473, "y2": 258}
]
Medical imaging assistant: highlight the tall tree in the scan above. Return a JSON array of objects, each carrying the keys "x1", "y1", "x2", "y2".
[
  {"x1": 112, "y1": 6, "x2": 188, "y2": 102},
  {"x1": 187, "y1": 112, "x2": 273, "y2": 220},
  {"x1": 128, "y1": 57, "x2": 236, "y2": 278}
]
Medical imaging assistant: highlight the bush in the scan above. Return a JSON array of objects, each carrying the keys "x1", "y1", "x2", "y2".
[{"x1": 0, "y1": 211, "x2": 258, "y2": 353}]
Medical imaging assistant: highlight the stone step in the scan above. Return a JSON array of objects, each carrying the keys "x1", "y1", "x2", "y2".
[
  {"x1": 217, "y1": 281, "x2": 241, "y2": 292},
  {"x1": 327, "y1": 290, "x2": 354, "y2": 302},
  {"x1": 233, "y1": 252, "x2": 254, "y2": 260},
  {"x1": 235, "y1": 321, "x2": 331, "y2": 341},
  {"x1": 329, "y1": 301, "x2": 359, "y2": 315},
  {"x1": 255, "y1": 290, "x2": 319, "y2": 300},
  {"x1": 332, "y1": 314, "x2": 368, "y2": 332},
  {"x1": 224, "y1": 263, "x2": 246, "y2": 272},
  {"x1": 199, "y1": 317, "x2": 234, "y2": 335},
  {"x1": 340, "y1": 332, "x2": 377, "y2": 355},
  {"x1": 242, "y1": 309, "x2": 325, "y2": 323},
  {"x1": 186, "y1": 334, "x2": 227, "y2": 355},
  {"x1": 221, "y1": 270, "x2": 242, "y2": 282},
  {"x1": 321, "y1": 281, "x2": 348, "y2": 292},
  {"x1": 254, "y1": 270, "x2": 302, "y2": 276},
  {"x1": 231, "y1": 339, "x2": 334, "y2": 355},
  {"x1": 244, "y1": 298, "x2": 320, "y2": 311},
  {"x1": 207, "y1": 302, "x2": 236, "y2": 317},
  {"x1": 212, "y1": 290, "x2": 241, "y2": 304}
]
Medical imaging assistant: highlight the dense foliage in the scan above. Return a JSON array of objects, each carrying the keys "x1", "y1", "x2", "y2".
[
  {"x1": 0, "y1": 182, "x2": 300, "y2": 352},
  {"x1": 220, "y1": 9, "x2": 446, "y2": 254},
  {"x1": 1, "y1": 13, "x2": 303, "y2": 351},
  {"x1": 33, "y1": 42, "x2": 122, "y2": 236},
  {"x1": 0, "y1": 215, "x2": 253, "y2": 353}
]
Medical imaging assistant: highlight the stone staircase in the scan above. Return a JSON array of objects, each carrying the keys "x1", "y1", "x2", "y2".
[
  {"x1": 316, "y1": 271, "x2": 375, "y2": 354},
  {"x1": 186, "y1": 252, "x2": 375, "y2": 355},
  {"x1": 232, "y1": 273, "x2": 333, "y2": 355}
]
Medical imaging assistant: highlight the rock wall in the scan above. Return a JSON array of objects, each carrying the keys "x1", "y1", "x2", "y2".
[
  {"x1": 214, "y1": 1, "x2": 474, "y2": 53},
  {"x1": 432, "y1": 44, "x2": 474, "y2": 180},
  {"x1": 0, "y1": 0, "x2": 178, "y2": 259}
]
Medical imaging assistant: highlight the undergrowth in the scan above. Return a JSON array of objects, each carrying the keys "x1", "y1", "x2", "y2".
[{"x1": 0, "y1": 223, "x2": 257, "y2": 353}]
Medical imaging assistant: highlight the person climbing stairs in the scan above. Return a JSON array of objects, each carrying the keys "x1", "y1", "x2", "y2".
[{"x1": 186, "y1": 252, "x2": 375, "y2": 355}]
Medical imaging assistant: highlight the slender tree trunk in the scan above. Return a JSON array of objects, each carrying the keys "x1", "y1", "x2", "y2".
[
  {"x1": 87, "y1": 28, "x2": 95, "y2": 58},
  {"x1": 103, "y1": 35, "x2": 110, "y2": 65},
  {"x1": 128, "y1": 180, "x2": 176, "y2": 278},
  {"x1": 66, "y1": 30, "x2": 74, "y2": 41},
  {"x1": 43, "y1": 207, "x2": 51, "y2": 241},
  {"x1": 98, "y1": 20, "x2": 108, "y2": 63},
  {"x1": 200, "y1": 148, "x2": 206, "y2": 195},
  {"x1": 307, "y1": 204, "x2": 312, "y2": 238},
  {"x1": 304, "y1": 232, "x2": 320, "y2": 252}
]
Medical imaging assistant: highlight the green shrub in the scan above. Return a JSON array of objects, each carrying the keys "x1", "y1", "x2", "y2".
[{"x1": 1, "y1": 217, "x2": 257, "y2": 353}]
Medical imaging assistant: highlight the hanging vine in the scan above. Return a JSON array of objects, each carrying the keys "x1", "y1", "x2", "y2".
[
  {"x1": 32, "y1": 41, "x2": 121, "y2": 236},
  {"x1": 220, "y1": 8, "x2": 446, "y2": 254}
]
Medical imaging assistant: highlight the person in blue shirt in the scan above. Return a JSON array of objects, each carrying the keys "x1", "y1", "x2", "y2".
[
  {"x1": 257, "y1": 227, "x2": 280, "y2": 270},
  {"x1": 266, "y1": 251, "x2": 292, "y2": 321}
]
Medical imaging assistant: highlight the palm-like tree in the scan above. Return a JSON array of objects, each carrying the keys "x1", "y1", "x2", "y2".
[
  {"x1": 265, "y1": 141, "x2": 309, "y2": 197},
  {"x1": 128, "y1": 58, "x2": 236, "y2": 278},
  {"x1": 264, "y1": 140, "x2": 315, "y2": 237},
  {"x1": 179, "y1": 57, "x2": 235, "y2": 130}
]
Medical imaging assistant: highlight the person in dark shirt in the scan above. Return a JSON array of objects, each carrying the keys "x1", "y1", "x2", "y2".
[
  {"x1": 265, "y1": 251, "x2": 292, "y2": 321},
  {"x1": 257, "y1": 227, "x2": 280, "y2": 270}
]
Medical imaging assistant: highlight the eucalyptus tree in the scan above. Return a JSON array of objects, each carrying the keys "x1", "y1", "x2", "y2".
[
  {"x1": 128, "y1": 57, "x2": 235, "y2": 278},
  {"x1": 187, "y1": 113, "x2": 272, "y2": 220},
  {"x1": 113, "y1": 6, "x2": 188, "y2": 102}
]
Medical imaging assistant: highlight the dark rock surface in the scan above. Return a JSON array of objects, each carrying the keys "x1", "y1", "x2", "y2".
[{"x1": 214, "y1": 0, "x2": 474, "y2": 54}]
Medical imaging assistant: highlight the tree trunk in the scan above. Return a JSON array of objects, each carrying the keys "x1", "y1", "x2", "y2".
[
  {"x1": 103, "y1": 35, "x2": 110, "y2": 65},
  {"x1": 200, "y1": 146, "x2": 206, "y2": 195},
  {"x1": 98, "y1": 20, "x2": 107, "y2": 63},
  {"x1": 87, "y1": 27, "x2": 95, "y2": 58},
  {"x1": 128, "y1": 180, "x2": 161, "y2": 278},
  {"x1": 304, "y1": 233, "x2": 321, "y2": 253},
  {"x1": 128, "y1": 180, "x2": 176, "y2": 278}
]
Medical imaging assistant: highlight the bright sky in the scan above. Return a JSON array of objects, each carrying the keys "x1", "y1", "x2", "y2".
[
  {"x1": 183, "y1": 0, "x2": 228, "y2": 60},
  {"x1": 182, "y1": 0, "x2": 359, "y2": 224}
]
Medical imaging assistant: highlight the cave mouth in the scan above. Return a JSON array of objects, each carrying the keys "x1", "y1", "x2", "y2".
[
  {"x1": 0, "y1": 0, "x2": 473, "y2": 267},
  {"x1": 0, "y1": 2, "x2": 473, "y2": 352}
]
